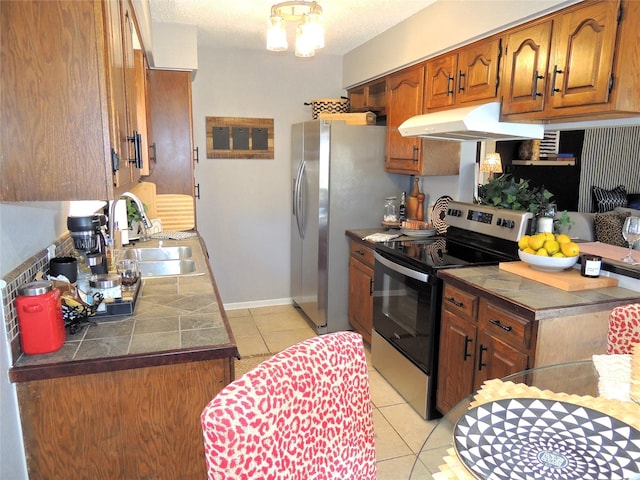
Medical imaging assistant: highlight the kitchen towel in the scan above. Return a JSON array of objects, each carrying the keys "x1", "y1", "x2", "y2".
[{"x1": 362, "y1": 232, "x2": 400, "y2": 243}]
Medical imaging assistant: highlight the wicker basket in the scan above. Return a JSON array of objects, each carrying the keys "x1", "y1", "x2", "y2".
[{"x1": 305, "y1": 97, "x2": 350, "y2": 119}]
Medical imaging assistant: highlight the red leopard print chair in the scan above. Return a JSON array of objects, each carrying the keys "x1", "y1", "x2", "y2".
[
  {"x1": 201, "y1": 331, "x2": 375, "y2": 479},
  {"x1": 607, "y1": 303, "x2": 640, "y2": 354}
]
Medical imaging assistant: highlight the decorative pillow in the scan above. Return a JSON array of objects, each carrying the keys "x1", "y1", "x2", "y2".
[
  {"x1": 628, "y1": 193, "x2": 640, "y2": 210},
  {"x1": 594, "y1": 211, "x2": 631, "y2": 247},
  {"x1": 592, "y1": 185, "x2": 628, "y2": 213}
]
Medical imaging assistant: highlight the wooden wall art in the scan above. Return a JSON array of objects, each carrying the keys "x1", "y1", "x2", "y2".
[{"x1": 206, "y1": 116, "x2": 274, "y2": 159}]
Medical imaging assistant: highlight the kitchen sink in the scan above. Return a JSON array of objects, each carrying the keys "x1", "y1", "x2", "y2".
[
  {"x1": 121, "y1": 246, "x2": 193, "y2": 261},
  {"x1": 137, "y1": 259, "x2": 198, "y2": 277}
]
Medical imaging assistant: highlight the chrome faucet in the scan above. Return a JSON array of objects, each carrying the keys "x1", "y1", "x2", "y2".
[{"x1": 108, "y1": 192, "x2": 153, "y2": 246}]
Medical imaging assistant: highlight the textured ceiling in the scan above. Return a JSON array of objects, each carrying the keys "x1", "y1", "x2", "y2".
[{"x1": 148, "y1": 0, "x2": 437, "y2": 56}]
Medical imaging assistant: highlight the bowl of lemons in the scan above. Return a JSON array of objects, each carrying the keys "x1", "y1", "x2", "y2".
[{"x1": 517, "y1": 232, "x2": 580, "y2": 272}]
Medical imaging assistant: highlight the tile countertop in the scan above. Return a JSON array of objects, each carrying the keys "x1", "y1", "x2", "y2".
[
  {"x1": 9, "y1": 235, "x2": 238, "y2": 383},
  {"x1": 438, "y1": 265, "x2": 640, "y2": 321}
]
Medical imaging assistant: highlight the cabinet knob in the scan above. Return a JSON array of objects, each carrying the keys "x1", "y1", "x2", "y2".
[
  {"x1": 463, "y1": 336, "x2": 472, "y2": 360},
  {"x1": 551, "y1": 65, "x2": 563, "y2": 96},
  {"x1": 489, "y1": 318, "x2": 512, "y2": 332},
  {"x1": 532, "y1": 70, "x2": 544, "y2": 100},
  {"x1": 478, "y1": 345, "x2": 488, "y2": 371},
  {"x1": 445, "y1": 296, "x2": 463, "y2": 308},
  {"x1": 457, "y1": 70, "x2": 465, "y2": 93}
]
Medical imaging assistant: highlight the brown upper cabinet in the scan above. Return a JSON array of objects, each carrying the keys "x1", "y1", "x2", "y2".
[
  {"x1": 500, "y1": 20, "x2": 553, "y2": 116},
  {"x1": 424, "y1": 36, "x2": 502, "y2": 111},
  {"x1": 384, "y1": 65, "x2": 462, "y2": 176},
  {"x1": 134, "y1": 50, "x2": 151, "y2": 176},
  {"x1": 385, "y1": 65, "x2": 425, "y2": 174},
  {"x1": 348, "y1": 78, "x2": 387, "y2": 115},
  {"x1": 145, "y1": 70, "x2": 196, "y2": 197},
  {"x1": 501, "y1": 0, "x2": 640, "y2": 121},
  {"x1": 0, "y1": 0, "x2": 143, "y2": 202}
]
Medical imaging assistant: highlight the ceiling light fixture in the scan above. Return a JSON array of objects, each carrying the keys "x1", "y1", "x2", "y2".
[{"x1": 267, "y1": 1, "x2": 324, "y2": 58}]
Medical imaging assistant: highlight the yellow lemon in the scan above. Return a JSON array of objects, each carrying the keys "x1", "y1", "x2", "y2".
[
  {"x1": 552, "y1": 252, "x2": 565, "y2": 258},
  {"x1": 535, "y1": 248, "x2": 549, "y2": 256},
  {"x1": 556, "y1": 234, "x2": 571, "y2": 244},
  {"x1": 518, "y1": 235, "x2": 530, "y2": 250},
  {"x1": 560, "y1": 241, "x2": 580, "y2": 257},
  {"x1": 544, "y1": 232, "x2": 555, "y2": 241},
  {"x1": 523, "y1": 247, "x2": 536, "y2": 254},
  {"x1": 528, "y1": 234, "x2": 546, "y2": 251},
  {"x1": 543, "y1": 239, "x2": 560, "y2": 255}
]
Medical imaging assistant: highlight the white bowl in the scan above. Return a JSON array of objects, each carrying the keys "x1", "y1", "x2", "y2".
[{"x1": 518, "y1": 249, "x2": 579, "y2": 272}]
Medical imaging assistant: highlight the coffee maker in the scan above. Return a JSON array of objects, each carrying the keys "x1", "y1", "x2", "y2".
[{"x1": 67, "y1": 214, "x2": 109, "y2": 274}]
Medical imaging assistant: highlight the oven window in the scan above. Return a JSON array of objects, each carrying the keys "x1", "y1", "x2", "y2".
[{"x1": 372, "y1": 261, "x2": 439, "y2": 374}]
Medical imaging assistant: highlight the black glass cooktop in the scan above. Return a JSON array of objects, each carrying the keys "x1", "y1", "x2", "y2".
[{"x1": 375, "y1": 234, "x2": 517, "y2": 274}]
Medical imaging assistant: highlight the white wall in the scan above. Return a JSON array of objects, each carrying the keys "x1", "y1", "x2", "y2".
[
  {"x1": 191, "y1": 48, "x2": 344, "y2": 307},
  {"x1": 0, "y1": 202, "x2": 69, "y2": 480}
]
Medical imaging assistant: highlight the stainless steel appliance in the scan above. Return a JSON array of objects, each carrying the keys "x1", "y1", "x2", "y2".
[
  {"x1": 372, "y1": 201, "x2": 533, "y2": 419},
  {"x1": 291, "y1": 120, "x2": 404, "y2": 333},
  {"x1": 67, "y1": 214, "x2": 109, "y2": 274}
]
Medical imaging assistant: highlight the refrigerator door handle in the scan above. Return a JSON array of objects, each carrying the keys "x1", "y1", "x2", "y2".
[
  {"x1": 292, "y1": 160, "x2": 302, "y2": 217},
  {"x1": 294, "y1": 160, "x2": 305, "y2": 238}
]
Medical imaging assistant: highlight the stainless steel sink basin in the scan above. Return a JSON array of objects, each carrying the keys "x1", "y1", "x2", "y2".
[
  {"x1": 121, "y1": 246, "x2": 192, "y2": 261},
  {"x1": 137, "y1": 259, "x2": 198, "y2": 277}
]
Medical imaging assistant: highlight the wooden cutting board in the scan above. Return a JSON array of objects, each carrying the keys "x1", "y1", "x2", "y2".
[
  {"x1": 129, "y1": 181, "x2": 158, "y2": 218},
  {"x1": 155, "y1": 194, "x2": 195, "y2": 231},
  {"x1": 499, "y1": 261, "x2": 618, "y2": 291}
]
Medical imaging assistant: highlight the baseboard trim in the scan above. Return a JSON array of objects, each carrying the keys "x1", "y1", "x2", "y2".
[{"x1": 223, "y1": 297, "x2": 293, "y2": 311}]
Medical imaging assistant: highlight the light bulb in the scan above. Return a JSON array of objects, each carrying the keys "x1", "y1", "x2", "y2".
[
  {"x1": 266, "y1": 15, "x2": 287, "y2": 52},
  {"x1": 295, "y1": 22, "x2": 315, "y2": 57}
]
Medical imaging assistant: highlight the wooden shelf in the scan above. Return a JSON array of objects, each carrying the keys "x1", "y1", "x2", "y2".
[{"x1": 511, "y1": 158, "x2": 575, "y2": 166}]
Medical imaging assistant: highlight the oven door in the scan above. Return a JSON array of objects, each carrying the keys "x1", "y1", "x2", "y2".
[{"x1": 372, "y1": 250, "x2": 441, "y2": 374}]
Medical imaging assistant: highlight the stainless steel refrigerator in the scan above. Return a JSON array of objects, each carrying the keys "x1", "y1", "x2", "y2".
[{"x1": 291, "y1": 120, "x2": 405, "y2": 334}]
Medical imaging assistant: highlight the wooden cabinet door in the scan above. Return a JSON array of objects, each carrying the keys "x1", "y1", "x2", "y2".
[
  {"x1": 436, "y1": 310, "x2": 476, "y2": 414},
  {"x1": 548, "y1": 1, "x2": 619, "y2": 109},
  {"x1": 457, "y1": 37, "x2": 501, "y2": 105},
  {"x1": 120, "y1": 0, "x2": 141, "y2": 185},
  {"x1": 385, "y1": 65, "x2": 424, "y2": 174},
  {"x1": 473, "y1": 331, "x2": 528, "y2": 391},
  {"x1": 104, "y1": 0, "x2": 128, "y2": 190},
  {"x1": 134, "y1": 50, "x2": 151, "y2": 175},
  {"x1": 146, "y1": 70, "x2": 195, "y2": 196},
  {"x1": 348, "y1": 256, "x2": 373, "y2": 344},
  {"x1": 0, "y1": 0, "x2": 118, "y2": 201},
  {"x1": 425, "y1": 53, "x2": 457, "y2": 110},
  {"x1": 501, "y1": 20, "x2": 553, "y2": 115}
]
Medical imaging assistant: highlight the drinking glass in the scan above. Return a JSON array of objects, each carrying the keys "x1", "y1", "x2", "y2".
[
  {"x1": 621, "y1": 216, "x2": 640, "y2": 263},
  {"x1": 116, "y1": 259, "x2": 140, "y2": 290}
]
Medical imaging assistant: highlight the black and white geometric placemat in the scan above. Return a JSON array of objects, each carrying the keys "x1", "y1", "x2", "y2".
[{"x1": 454, "y1": 397, "x2": 640, "y2": 480}]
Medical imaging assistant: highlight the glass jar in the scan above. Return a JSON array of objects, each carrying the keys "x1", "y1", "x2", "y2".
[{"x1": 384, "y1": 197, "x2": 398, "y2": 222}]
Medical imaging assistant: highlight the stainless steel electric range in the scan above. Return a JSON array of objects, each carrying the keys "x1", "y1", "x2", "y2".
[{"x1": 372, "y1": 201, "x2": 534, "y2": 419}]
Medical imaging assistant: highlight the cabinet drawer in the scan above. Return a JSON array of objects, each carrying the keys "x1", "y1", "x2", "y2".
[
  {"x1": 442, "y1": 284, "x2": 477, "y2": 321},
  {"x1": 479, "y1": 299, "x2": 532, "y2": 350},
  {"x1": 349, "y1": 242, "x2": 374, "y2": 267}
]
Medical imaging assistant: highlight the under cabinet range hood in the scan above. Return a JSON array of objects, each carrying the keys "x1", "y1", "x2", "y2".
[{"x1": 399, "y1": 102, "x2": 544, "y2": 141}]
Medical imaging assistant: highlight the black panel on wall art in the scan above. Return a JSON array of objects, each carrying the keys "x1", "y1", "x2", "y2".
[{"x1": 499, "y1": 130, "x2": 585, "y2": 211}]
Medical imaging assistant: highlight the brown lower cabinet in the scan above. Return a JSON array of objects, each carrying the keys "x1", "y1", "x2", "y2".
[
  {"x1": 16, "y1": 358, "x2": 232, "y2": 479},
  {"x1": 348, "y1": 240, "x2": 375, "y2": 344},
  {"x1": 436, "y1": 280, "x2": 614, "y2": 415}
]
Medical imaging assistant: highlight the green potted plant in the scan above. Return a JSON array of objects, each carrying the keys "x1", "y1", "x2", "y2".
[
  {"x1": 477, "y1": 174, "x2": 554, "y2": 214},
  {"x1": 126, "y1": 197, "x2": 149, "y2": 236}
]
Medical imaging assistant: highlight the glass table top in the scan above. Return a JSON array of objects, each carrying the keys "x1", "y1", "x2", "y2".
[{"x1": 412, "y1": 360, "x2": 639, "y2": 479}]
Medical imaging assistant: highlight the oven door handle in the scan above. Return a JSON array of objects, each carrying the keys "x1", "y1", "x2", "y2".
[{"x1": 374, "y1": 251, "x2": 429, "y2": 282}]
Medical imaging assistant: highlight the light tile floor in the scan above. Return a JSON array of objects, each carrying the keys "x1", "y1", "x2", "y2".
[{"x1": 226, "y1": 304, "x2": 444, "y2": 479}]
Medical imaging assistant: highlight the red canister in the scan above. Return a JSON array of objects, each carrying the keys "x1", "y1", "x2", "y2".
[{"x1": 15, "y1": 281, "x2": 66, "y2": 355}]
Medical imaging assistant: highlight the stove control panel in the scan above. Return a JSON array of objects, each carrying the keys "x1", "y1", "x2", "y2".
[{"x1": 445, "y1": 201, "x2": 533, "y2": 242}]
